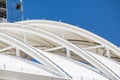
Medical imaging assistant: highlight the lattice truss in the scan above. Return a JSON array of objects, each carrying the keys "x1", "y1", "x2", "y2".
[{"x1": 0, "y1": 20, "x2": 120, "y2": 80}]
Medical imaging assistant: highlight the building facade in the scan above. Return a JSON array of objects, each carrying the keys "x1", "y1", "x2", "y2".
[{"x1": 0, "y1": 0, "x2": 22, "y2": 22}]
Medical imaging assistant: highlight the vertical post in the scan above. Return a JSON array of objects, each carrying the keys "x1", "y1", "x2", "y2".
[
  {"x1": 4, "y1": 64, "x2": 6, "y2": 69},
  {"x1": 106, "y1": 48, "x2": 111, "y2": 58},
  {"x1": 16, "y1": 48, "x2": 20, "y2": 57},
  {"x1": 66, "y1": 48, "x2": 70, "y2": 58}
]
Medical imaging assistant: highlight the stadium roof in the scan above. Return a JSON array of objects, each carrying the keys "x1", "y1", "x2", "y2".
[{"x1": 0, "y1": 20, "x2": 120, "y2": 80}]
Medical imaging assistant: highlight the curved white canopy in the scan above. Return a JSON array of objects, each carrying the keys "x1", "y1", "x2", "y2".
[
  {"x1": 17, "y1": 20, "x2": 120, "y2": 59},
  {"x1": 0, "y1": 20, "x2": 120, "y2": 80}
]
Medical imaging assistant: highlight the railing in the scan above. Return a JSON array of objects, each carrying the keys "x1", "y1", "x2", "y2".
[
  {"x1": 0, "y1": 63, "x2": 101, "y2": 80},
  {"x1": 0, "y1": 63, "x2": 42, "y2": 75},
  {"x1": 75, "y1": 76, "x2": 99, "y2": 80}
]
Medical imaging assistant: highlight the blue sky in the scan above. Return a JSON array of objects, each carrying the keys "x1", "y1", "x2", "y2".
[{"x1": 23, "y1": 0, "x2": 120, "y2": 46}]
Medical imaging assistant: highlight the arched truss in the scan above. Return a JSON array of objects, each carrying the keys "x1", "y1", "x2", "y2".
[
  {"x1": 0, "y1": 20, "x2": 120, "y2": 79},
  {"x1": 17, "y1": 20, "x2": 120, "y2": 78},
  {"x1": 0, "y1": 32, "x2": 65, "y2": 77},
  {"x1": 17, "y1": 20, "x2": 120, "y2": 60}
]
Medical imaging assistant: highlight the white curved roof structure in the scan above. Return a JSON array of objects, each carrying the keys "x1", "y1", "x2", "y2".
[{"x1": 0, "y1": 20, "x2": 120, "y2": 80}]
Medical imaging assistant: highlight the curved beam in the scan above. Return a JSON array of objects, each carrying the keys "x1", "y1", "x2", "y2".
[
  {"x1": 0, "y1": 23, "x2": 118, "y2": 79},
  {"x1": 17, "y1": 20, "x2": 120, "y2": 58},
  {"x1": 0, "y1": 32, "x2": 66, "y2": 77}
]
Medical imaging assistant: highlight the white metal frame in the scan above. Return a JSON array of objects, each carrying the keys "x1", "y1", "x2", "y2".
[{"x1": 0, "y1": 20, "x2": 120, "y2": 79}]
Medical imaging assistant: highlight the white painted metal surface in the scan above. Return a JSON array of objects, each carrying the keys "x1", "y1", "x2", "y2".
[{"x1": 0, "y1": 20, "x2": 120, "y2": 80}]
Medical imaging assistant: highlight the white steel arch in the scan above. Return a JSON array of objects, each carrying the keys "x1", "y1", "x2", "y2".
[
  {"x1": 1, "y1": 24, "x2": 119, "y2": 79},
  {"x1": 0, "y1": 32, "x2": 66, "y2": 78},
  {"x1": 17, "y1": 20, "x2": 120, "y2": 60},
  {"x1": 0, "y1": 20, "x2": 120, "y2": 80},
  {"x1": 17, "y1": 20, "x2": 120, "y2": 79}
]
